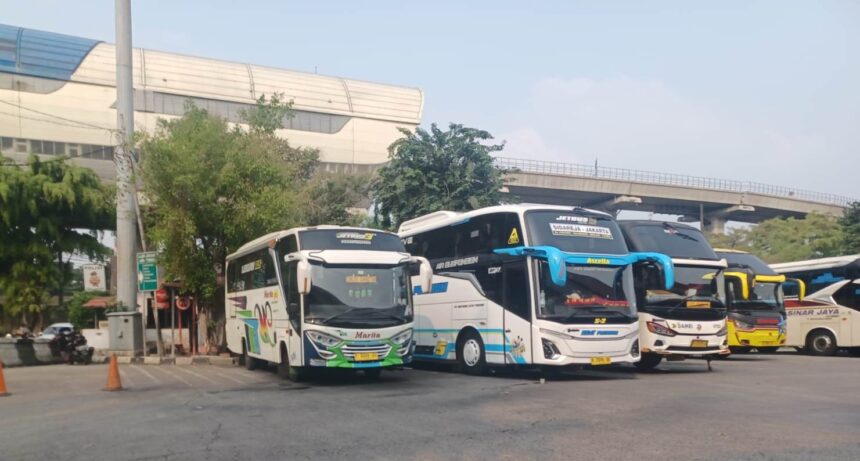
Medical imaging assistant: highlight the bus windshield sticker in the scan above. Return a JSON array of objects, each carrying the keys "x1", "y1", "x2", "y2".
[
  {"x1": 508, "y1": 228, "x2": 520, "y2": 245},
  {"x1": 241, "y1": 259, "x2": 262, "y2": 274},
  {"x1": 336, "y1": 232, "x2": 375, "y2": 245},
  {"x1": 549, "y1": 223, "x2": 613, "y2": 239},
  {"x1": 555, "y1": 215, "x2": 589, "y2": 223},
  {"x1": 346, "y1": 272, "x2": 378, "y2": 284}
]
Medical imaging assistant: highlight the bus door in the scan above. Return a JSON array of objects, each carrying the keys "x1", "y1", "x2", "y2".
[
  {"x1": 281, "y1": 260, "x2": 304, "y2": 366},
  {"x1": 502, "y1": 260, "x2": 532, "y2": 365},
  {"x1": 833, "y1": 280, "x2": 860, "y2": 347}
]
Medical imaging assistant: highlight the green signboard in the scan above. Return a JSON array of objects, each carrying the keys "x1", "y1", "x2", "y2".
[{"x1": 137, "y1": 251, "x2": 158, "y2": 291}]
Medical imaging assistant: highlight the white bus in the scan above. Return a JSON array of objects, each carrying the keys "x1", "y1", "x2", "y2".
[
  {"x1": 398, "y1": 205, "x2": 675, "y2": 374},
  {"x1": 225, "y1": 226, "x2": 432, "y2": 381},
  {"x1": 771, "y1": 255, "x2": 860, "y2": 356},
  {"x1": 618, "y1": 221, "x2": 730, "y2": 369}
]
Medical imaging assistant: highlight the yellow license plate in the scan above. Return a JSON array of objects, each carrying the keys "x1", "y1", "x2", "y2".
[
  {"x1": 691, "y1": 339, "x2": 708, "y2": 348},
  {"x1": 354, "y1": 352, "x2": 379, "y2": 362},
  {"x1": 590, "y1": 356, "x2": 611, "y2": 366},
  {"x1": 686, "y1": 301, "x2": 711, "y2": 308}
]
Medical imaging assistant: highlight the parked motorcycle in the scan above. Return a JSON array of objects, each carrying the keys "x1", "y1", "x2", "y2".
[{"x1": 51, "y1": 330, "x2": 94, "y2": 365}]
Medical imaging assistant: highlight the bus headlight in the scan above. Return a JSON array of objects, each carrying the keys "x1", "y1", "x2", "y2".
[
  {"x1": 307, "y1": 330, "x2": 343, "y2": 348},
  {"x1": 631, "y1": 339, "x2": 640, "y2": 358},
  {"x1": 646, "y1": 321, "x2": 677, "y2": 337},
  {"x1": 391, "y1": 328, "x2": 413, "y2": 346},
  {"x1": 733, "y1": 319, "x2": 754, "y2": 330},
  {"x1": 542, "y1": 338, "x2": 561, "y2": 360},
  {"x1": 716, "y1": 325, "x2": 727, "y2": 336}
]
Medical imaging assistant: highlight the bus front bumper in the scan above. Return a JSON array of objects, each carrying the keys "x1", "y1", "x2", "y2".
[{"x1": 727, "y1": 323, "x2": 786, "y2": 348}]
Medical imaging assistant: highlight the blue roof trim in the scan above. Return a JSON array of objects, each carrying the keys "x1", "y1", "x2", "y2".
[{"x1": 0, "y1": 24, "x2": 100, "y2": 81}]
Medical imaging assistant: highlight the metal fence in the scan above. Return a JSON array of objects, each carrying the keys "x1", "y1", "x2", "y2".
[{"x1": 494, "y1": 157, "x2": 856, "y2": 208}]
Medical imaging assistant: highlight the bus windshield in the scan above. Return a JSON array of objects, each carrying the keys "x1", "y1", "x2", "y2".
[
  {"x1": 303, "y1": 262, "x2": 413, "y2": 328},
  {"x1": 728, "y1": 281, "x2": 783, "y2": 311},
  {"x1": 300, "y1": 229, "x2": 406, "y2": 252},
  {"x1": 622, "y1": 222, "x2": 719, "y2": 260},
  {"x1": 642, "y1": 265, "x2": 725, "y2": 309},
  {"x1": 525, "y1": 210, "x2": 628, "y2": 255},
  {"x1": 537, "y1": 262, "x2": 637, "y2": 323}
]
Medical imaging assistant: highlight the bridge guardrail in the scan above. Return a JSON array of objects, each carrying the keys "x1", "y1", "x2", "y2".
[{"x1": 494, "y1": 157, "x2": 856, "y2": 208}]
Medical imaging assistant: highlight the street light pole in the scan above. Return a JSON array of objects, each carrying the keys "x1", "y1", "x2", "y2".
[{"x1": 115, "y1": 0, "x2": 137, "y2": 315}]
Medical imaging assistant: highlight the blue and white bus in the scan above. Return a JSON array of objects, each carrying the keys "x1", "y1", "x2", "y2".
[{"x1": 398, "y1": 205, "x2": 674, "y2": 374}]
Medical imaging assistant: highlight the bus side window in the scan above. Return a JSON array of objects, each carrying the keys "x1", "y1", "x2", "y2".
[{"x1": 833, "y1": 283, "x2": 860, "y2": 310}]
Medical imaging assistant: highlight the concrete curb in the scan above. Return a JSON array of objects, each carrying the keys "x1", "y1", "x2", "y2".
[{"x1": 95, "y1": 354, "x2": 237, "y2": 366}]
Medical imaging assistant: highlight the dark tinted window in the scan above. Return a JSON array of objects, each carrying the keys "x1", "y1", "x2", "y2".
[
  {"x1": 403, "y1": 213, "x2": 523, "y2": 261},
  {"x1": 228, "y1": 250, "x2": 278, "y2": 291},
  {"x1": 718, "y1": 252, "x2": 776, "y2": 275},
  {"x1": 833, "y1": 282, "x2": 860, "y2": 310},
  {"x1": 299, "y1": 229, "x2": 405, "y2": 252},
  {"x1": 504, "y1": 262, "x2": 531, "y2": 320},
  {"x1": 526, "y1": 210, "x2": 627, "y2": 255},
  {"x1": 621, "y1": 222, "x2": 718, "y2": 259}
]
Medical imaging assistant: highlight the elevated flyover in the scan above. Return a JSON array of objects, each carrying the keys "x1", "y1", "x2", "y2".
[{"x1": 496, "y1": 157, "x2": 854, "y2": 234}]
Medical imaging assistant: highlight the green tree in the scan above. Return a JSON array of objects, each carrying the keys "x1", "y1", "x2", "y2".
[
  {"x1": 0, "y1": 155, "x2": 114, "y2": 327},
  {"x1": 302, "y1": 172, "x2": 371, "y2": 226},
  {"x1": 67, "y1": 290, "x2": 111, "y2": 329},
  {"x1": 372, "y1": 123, "x2": 507, "y2": 229},
  {"x1": 736, "y1": 213, "x2": 843, "y2": 263},
  {"x1": 140, "y1": 96, "x2": 320, "y2": 349},
  {"x1": 838, "y1": 201, "x2": 860, "y2": 254}
]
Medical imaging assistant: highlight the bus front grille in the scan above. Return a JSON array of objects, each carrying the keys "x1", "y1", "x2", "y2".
[{"x1": 342, "y1": 343, "x2": 392, "y2": 361}]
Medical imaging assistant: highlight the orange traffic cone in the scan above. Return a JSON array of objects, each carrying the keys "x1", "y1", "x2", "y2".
[
  {"x1": 0, "y1": 360, "x2": 9, "y2": 397},
  {"x1": 103, "y1": 354, "x2": 124, "y2": 392}
]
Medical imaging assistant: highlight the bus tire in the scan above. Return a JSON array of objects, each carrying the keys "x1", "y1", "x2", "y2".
[
  {"x1": 730, "y1": 346, "x2": 751, "y2": 354},
  {"x1": 807, "y1": 330, "x2": 837, "y2": 356},
  {"x1": 277, "y1": 343, "x2": 307, "y2": 382},
  {"x1": 243, "y1": 340, "x2": 258, "y2": 371},
  {"x1": 756, "y1": 347, "x2": 779, "y2": 354},
  {"x1": 634, "y1": 353, "x2": 662, "y2": 371},
  {"x1": 457, "y1": 330, "x2": 487, "y2": 376}
]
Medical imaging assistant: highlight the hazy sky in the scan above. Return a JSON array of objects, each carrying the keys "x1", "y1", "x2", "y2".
[{"x1": 3, "y1": 0, "x2": 858, "y2": 198}]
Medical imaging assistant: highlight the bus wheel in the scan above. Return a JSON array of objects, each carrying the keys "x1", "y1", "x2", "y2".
[
  {"x1": 756, "y1": 347, "x2": 779, "y2": 354},
  {"x1": 243, "y1": 341, "x2": 258, "y2": 371},
  {"x1": 457, "y1": 330, "x2": 487, "y2": 375},
  {"x1": 278, "y1": 344, "x2": 307, "y2": 382},
  {"x1": 806, "y1": 330, "x2": 837, "y2": 356},
  {"x1": 363, "y1": 368, "x2": 382, "y2": 380},
  {"x1": 634, "y1": 353, "x2": 662, "y2": 371}
]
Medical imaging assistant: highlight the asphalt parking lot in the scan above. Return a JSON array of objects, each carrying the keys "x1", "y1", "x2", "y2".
[{"x1": 2, "y1": 352, "x2": 859, "y2": 461}]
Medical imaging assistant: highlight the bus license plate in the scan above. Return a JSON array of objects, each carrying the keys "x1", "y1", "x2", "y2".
[
  {"x1": 691, "y1": 339, "x2": 708, "y2": 348},
  {"x1": 354, "y1": 352, "x2": 379, "y2": 362},
  {"x1": 590, "y1": 357, "x2": 611, "y2": 366}
]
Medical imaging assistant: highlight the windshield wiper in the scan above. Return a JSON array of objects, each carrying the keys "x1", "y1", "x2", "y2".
[{"x1": 320, "y1": 307, "x2": 371, "y2": 324}]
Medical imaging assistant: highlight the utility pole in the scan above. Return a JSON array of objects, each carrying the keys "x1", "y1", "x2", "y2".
[{"x1": 108, "y1": 0, "x2": 144, "y2": 355}]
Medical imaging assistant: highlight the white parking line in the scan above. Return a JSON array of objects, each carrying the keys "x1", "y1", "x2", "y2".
[
  {"x1": 119, "y1": 369, "x2": 135, "y2": 388},
  {"x1": 130, "y1": 365, "x2": 161, "y2": 384},
  {"x1": 207, "y1": 368, "x2": 247, "y2": 385},
  {"x1": 151, "y1": 365, "x2": 193, "y2": 387},
  {"x1": 172, "y1": 365, "x2": 220, "y2": 386}
]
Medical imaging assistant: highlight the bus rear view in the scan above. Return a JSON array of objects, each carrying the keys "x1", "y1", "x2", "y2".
[{"x1": 619, "y1": 221, "x2": 729, "y2": 370}]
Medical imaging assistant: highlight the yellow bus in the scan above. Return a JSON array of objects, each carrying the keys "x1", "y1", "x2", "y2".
[{"x1": 715, "y1": 249, "x2": 801, "y2": 353}]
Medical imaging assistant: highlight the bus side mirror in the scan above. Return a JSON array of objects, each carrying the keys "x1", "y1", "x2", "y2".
[
  {"x1": 788, "y1": 278, "x2": 806, "y2": 302},
  {"x1": 724, "y1": 273, "x2": 751, "y2": 300},
  {"x1": 414, "y1": 257, "x2": 433, "y2": 294},
  {"x1": 296, "y1": 260, "x2": 312, "y2": 295}
]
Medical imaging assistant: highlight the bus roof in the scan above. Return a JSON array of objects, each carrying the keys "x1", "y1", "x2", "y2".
[
  {"x1": 770, "y1": 255, "x2": 860, "y2": 274},
  {"x1": 227, "y1": 226, "x2": 397, "y2": 260},
  {"x1": 397, "y1": 204, "x2": 612, "y2": 235},
  {"x1": 618, "y1": 220, "x2": 722, "y2": 262},
  {"x1": 716, "y1": 249, "x2": 777, "y2": 275}
]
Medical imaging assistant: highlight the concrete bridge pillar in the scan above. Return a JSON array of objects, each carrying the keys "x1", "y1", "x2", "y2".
[{"x1": 702, "y1": 216, "x2": 727, "y2": 235}]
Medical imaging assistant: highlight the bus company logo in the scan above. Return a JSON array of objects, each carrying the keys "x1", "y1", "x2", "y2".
[
  {"x1": 263, "y1": 289, "x2": 279, "y2": 299},
  {"x1": 354, "y1": 331, "x2": 382, "y2": 340},
  {"x1": 671, "y1": 322, "x2": 694, "y2": 329},
  {"x1": 346, "y1": 274, "x2": 378, "y2": 284},
  {"x1": 488, "y1": 266, "x2": 501, "y2": 274},
  {"x1": 555, "y1": 215, "x2": 588, "y2": 223},
  {"x1": 580, "y1": 330, "x2": 619, "y2": 336},
  {"x1": 586, "y1": 257, "x2": 611, "y2": 265},
  {"x1": 436, "y1": 256, "x2": 479, "y2": 270}
]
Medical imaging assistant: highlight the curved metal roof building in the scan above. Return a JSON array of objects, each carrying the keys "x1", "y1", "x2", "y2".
[{"x1": 0, "y1": 24, "x2": 424, "y2": 179}]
